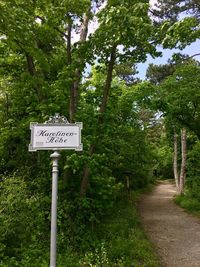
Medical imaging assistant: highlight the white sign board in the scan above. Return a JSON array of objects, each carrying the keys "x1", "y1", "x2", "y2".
[{"x1": 29, "y1": 122, "x2": 83, "y2": 151}]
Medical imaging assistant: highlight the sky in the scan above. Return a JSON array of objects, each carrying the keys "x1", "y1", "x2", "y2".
[
  {"x1": 137, "y1": 41, "x2": 200, "y2": 80},
  {"x1": 137, "y1": 0, "x2": 200, "y2": 79},
  {"x1": 83, "y1": 0, "x2": 200, "y2": 80}
]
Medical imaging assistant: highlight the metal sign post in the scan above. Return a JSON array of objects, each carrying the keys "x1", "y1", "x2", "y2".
[
  {"x1": 50, "y1": 151, "x2": 60, "y2": 267},
  {"x1": 29, "y1": 114, "x2": 83, "y2": 267}
]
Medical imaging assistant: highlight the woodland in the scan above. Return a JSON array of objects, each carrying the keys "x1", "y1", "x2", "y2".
[{"x1": 0, "y1": 0, "x2": 200, "y2": 266}]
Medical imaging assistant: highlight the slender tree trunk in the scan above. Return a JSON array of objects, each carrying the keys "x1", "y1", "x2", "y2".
[
  {"x1": 99, "y1": 45, "x2": 117, "y2": 114},
  {"x1": 179, "y1": 128, "x2": 187, "y2": 194},
  {"x1": 69, "y1": 68, "x2": 81, "y2": 122},
  {"x1": 66, "y1": 16, "x2": 72, "y2": 65},
  {"x1": 80, "y1": 165, "x2": 90, "y2": 197},
  {"x1": 26, "y1": 53, "x2": 37, "y2": 76},
  {"x1": 5, "y1": 93, "x2": 9, "y2": 120},
  {"x1": 80, "y1": 45, "x2": 117, "y2": 197},
  {"x1": 25, "y1": 53, "x2": 42, "y2": 101},
  {"x1": 173, "y1": 130, "x2": 179, "y2": 190},
  {"x1": 79, "y1": 13, "x2": 90, "y2": 42},
  {"x1": 125, "y1": 176, "x2": 130, "y2": 195},
  {"x1": 69, "y1": 12, "x2": 90, "y2": 122}
]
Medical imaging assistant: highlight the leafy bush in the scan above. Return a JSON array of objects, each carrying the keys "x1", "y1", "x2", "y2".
[
  {"x1": 175, "y1": 194, "x2": 200, "y2": 215},
  {"x1": 0, "y1": 175, "x2": 50, "y2": 264},
  {"x1": 187, "y1": 141, "x2": 200, "y2": 201}
]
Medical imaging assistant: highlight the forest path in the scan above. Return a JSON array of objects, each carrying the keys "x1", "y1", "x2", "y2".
[{"x1": 138, "y1": 180, "x2": 200, "y2": 267}]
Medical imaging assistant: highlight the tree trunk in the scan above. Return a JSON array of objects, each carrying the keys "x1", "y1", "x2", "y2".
[
  {"x1": 179, "y1": 128, "x2": 187, "y2": 194},
  {"x1": 173, "y1": 130, "x2": 179, "y2": 190},
  {"x1": 99, "y1": 45, "x2": 117, "y2": 114},
  {"x1": 66, "y1": 16, "x2": 72, "y2": 65},
  {"x1": 79, "y1": 13, "x2": 90, "y2": 42},
  {"x1": 80, "y1": 144, "x2": 96, "y2": 197},
  {"x1": 80, "y1": 45, "x2": 117, "y2": 197},
  {"x1": 25, "y1": 53, "x2": 42, "y2": 101},
  {"x1": 69, "y1": 12, "x2": 90, "y2": 122},
  {"x1": 69, "y1": 68, "x2": 81, "y2": 122}
]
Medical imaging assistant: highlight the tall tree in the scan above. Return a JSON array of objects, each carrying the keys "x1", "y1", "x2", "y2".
[
  {"x1": 150, "y1": 0, "x2": 200, "y2": 53},
  {"x1": 154, "y1": 0, "x2": 200, "y2": 22},
  {"x1": 79, "y1": 0, "x2": 162, "y2": 195},
  {"x1": 155, "y1": 62, "x2": 200, "y2": 192},
  {"x1": 146, "y1": 62, "x2": 194, "y2": 192}
]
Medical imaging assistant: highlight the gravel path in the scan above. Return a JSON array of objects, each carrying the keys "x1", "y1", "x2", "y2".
[{"x1": 138, "y1": 181, "x2": 200, "y2": 267}]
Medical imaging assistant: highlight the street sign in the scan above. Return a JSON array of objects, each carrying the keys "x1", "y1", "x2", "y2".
[
  {"x1": 29, "y1": 114, "x2": 83, "y2": 267},
  {"x1": 29, "y1": 121, "x2": 83, "y2": 151}
]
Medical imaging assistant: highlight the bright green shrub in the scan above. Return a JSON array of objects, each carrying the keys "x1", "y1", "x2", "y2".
[
  {"x1": 0, "y1": 175, "x2": 50, "y2": 264},
  {"x1": 187, "y1": 141, "x2": 200, "y2": 201}
]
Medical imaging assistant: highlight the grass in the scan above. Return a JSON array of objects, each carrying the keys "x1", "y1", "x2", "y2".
[{"x1": 174, "y1": 194, "x2": 200, "y2": 218}]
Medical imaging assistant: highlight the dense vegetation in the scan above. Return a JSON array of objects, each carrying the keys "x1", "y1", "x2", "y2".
[{"x1": 0, "y1": 0, "x2": 200, "y2": 266}]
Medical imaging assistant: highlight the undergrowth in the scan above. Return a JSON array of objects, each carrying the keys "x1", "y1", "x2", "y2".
[
  {"x1": 1, "y1": 191, "x2": 160, "y2": 267},
  {"x1": 174, "y1": 194, "x2": 200, "y2": 217},
  {"x1": 79, "y1": 191, "x2": 161, "y2": 267}
]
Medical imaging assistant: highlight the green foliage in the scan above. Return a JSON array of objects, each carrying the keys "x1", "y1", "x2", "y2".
[
  {"x1": 152, "y1": 0, "x2": 200, "y2": 50},
  {"x1": 91, "y1": 1, "x2": 160, "y2": 63},
  {"x1": 154, "y1": 144, "x2": 173, "y2": 179},
  {"x1": 0, "y1": 175, "x2": 51, "y2": 265},
  {"x1": 155, "y1": 0, "x2": 200, "y2": 22},
  {"x1": 0, "y1": 178, "x2": 160, "y2": 266},
  {"x1": 82, "y1": 192, "x2": 160, "y2": 267},
  {"x1": 157, "y1": 63, "x2": 200, "y2": 139},
  {"x1": 175, "y1": 194, "x2": 200, "y2": 217},
  {"x1": 185, "y1": 141, "x2": 200, "y2": 201},
  {"x1": 0, "y1": 58, "x2": 159, "y2": 264},
  {"x1": 161, "y1": 17, "x2": 200, "y2": 49},
  {"x1": 1, "y1": 0, "x2": 199, "y2": 265},
  {"x1": 146, "y1": 63, "x2": 175, "y2": 85}
]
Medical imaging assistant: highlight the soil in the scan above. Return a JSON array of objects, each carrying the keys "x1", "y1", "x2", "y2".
[{"x1": 138, "y1": 180, "x2": 200, "y2": 267}]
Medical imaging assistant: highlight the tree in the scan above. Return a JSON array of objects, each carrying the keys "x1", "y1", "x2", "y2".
[
  {"x1": 150, "y1": 0, "x2": 200, "y2": 53},
  {"x1": 150, "y1": 61, "x2": 200, "y2": 192},
  {"x1": 1, "y1": 0, "x2": 200, "y2": 262},
  {"x1": 146, "y1": 61, "x2": 195, "y2": 191},
  {"x1": 79, "y1": 0, "x2": 161, "y2": 195},
  {"x1": 160, "y1": 63, "x2": 200, "y2": 139},
  {"x1": 173, "y1": 127, "x2": 187, "y2": 193},
  {"x1": 146, "y1": 62, "x2": 175, "y2": 85},
  {"x1": 154, "y1": 0, "x2": 200, "y2": 22},
  {"x1": 157, "y1": 62, "x2": 200, "y2": 192}
]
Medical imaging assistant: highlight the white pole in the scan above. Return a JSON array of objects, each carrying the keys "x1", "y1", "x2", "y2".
[{"x1": 50, "y1": 151, "x2": 60, "y2": 267}]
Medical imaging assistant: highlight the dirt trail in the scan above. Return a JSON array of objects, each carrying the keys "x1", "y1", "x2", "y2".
[{"x1": 138, "y1": 181, "x2": 200, "y2": 267}]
